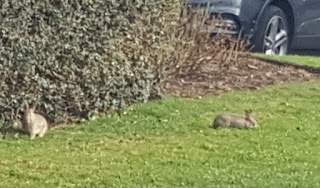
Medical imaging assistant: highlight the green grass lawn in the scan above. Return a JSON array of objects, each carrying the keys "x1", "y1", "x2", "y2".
[
  {"x1": 1, "y1": 80, "x2": 320, "y2": 187},
  {"x1": 254, "y1": 53, "x2": 320, "y2": 67},
  {"x1": 1, "y1": 56, "x2": 320, "y2": 187}
]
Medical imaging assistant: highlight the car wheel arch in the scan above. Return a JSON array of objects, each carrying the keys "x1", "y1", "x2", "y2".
[{"x1": 254, "y1": 0, "x2": 295, "y2": 36}]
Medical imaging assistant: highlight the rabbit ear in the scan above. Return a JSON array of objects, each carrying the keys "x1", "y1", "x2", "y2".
[
  {"x1": 24, "y1": 100, "x2": 29, "y2": 110},
  {"x1": 32, "y1": 101, "x2": 38, "y2": 110},
  {"x1": 244, "y1": 110, "x2": 252, "y2": 119}
]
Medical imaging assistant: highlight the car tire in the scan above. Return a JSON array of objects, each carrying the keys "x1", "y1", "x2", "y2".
[{"x1": 251, "y1": 5, "x2": 290, "y2": 55}]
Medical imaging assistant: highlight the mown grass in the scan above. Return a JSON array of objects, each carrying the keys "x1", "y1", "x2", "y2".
[
  {"x1": 1, "y1": 80, "x2": 320, "y2": 187},
  {"x1": 1, "y1": 55, "x2": 320, "y2": 187},
  {"x1": 254, "y1": 53, "x2": 320, "y2": 67}
]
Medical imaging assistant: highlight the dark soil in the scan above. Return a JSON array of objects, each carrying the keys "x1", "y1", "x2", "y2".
[{"x1": 160, "y1": 55, "x2": 320, "y2": 98}]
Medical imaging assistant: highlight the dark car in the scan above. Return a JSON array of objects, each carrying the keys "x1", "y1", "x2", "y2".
[{"x1": 185, "y1": 0, "x2": 320, "y2": 55}]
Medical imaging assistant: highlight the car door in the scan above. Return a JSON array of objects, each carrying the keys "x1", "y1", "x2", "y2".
[{"x1": 291, "y1": 0, "x2": 320, "y2": 49}]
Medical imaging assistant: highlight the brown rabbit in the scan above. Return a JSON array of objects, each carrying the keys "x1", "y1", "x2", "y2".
[
  {"x1": 212, "y1": 110, "x2": 257, "y2": 129},
  {"x1": 22, "y1": 101, "x2": 49, "y2": 139}
]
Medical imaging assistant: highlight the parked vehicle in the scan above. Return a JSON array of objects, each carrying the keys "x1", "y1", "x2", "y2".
[{"x1": 184, "y1": 0, "x2": 320, "y2": 55}]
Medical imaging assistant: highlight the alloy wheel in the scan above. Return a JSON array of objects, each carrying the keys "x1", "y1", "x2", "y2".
[{"x1": 263, "y1": 16, "x2": 288, "y2": 55}]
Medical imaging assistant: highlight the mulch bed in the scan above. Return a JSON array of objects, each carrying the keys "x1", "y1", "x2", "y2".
[{"x1": 160, "y1": 55, "x2": 320, "y2": 98}]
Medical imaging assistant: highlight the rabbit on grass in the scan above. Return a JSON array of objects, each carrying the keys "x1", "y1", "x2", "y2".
[
  {"x1": 22, "y1": 101, "x2": 49, "y2": 139},
  {"x1": 212, "y1": 110, "x2": 257, "y2": 129}
]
